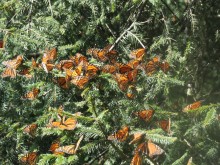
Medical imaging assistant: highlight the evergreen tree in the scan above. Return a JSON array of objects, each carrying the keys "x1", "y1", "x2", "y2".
[{"x1": 0, "y1": 0, "x2": 219, "y2": 164}]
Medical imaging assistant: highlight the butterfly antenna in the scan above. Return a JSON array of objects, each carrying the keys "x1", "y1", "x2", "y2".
[{"x1": 74, "y1": 135, "x2": 84, "y2": 153}]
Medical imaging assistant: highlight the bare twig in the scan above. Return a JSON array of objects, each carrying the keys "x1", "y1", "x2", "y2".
[
  {"x1": 105, "y1": 24, "x2": 116, "y2": 38},
  {"x1": 127, "y1": 31, "x2": 146, "y2": 49},
  {"x1": 109, "y1": 22, "x2": 136, "y2": 52}
]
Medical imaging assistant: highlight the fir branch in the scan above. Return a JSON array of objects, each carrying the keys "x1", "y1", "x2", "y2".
[
  {"x1": 160, "y1": 0, "x2": 180, "y2": 20},
  {"x1": 84, "y1": 149, "x2": 108, "y2": 165},
  {"x1": 127, "y1": 31, "x2": 145, "y2": 49},
  {"x1": 88, "y1": 96, "x2": 129, "y2": 159}
]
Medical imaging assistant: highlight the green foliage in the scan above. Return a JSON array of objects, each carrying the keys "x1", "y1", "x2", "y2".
[{"x1": 0, "y1": 0, "x2": 220, "y2": 164}]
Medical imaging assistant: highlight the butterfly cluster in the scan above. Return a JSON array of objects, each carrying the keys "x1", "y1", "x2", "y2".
[
  {"x1": 1, "y1": 45, "x2": 205, "y2": 165},
  {"x1": 21, "y1": 105, "x2": 82, "y2": 164}
]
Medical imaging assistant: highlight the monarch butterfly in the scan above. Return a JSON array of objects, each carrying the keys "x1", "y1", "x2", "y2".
[
  {"x1": 65, "y1": 66, "x2": 83, "y2": 80},
  {"x1": 87, "y1": 45, "x2": 117, "y2": 63},
  {"x1": 23, "y1": 123, "x2": 38, "y2": 137},
  {"x1": 127, "y1": 59, "x2": 141, "y2": 69},
  {"x1": 70, "y1": 75, "x2": 90, "y2": 89},
  {"x1": 22, "y1": 88, "x2": 40, "y2": 100},
  {"x1": 41, "y1": 62, "x2": 54, "y2": 73},
  {"x1": 130, "y1": 153, "x2": 142, "y2": 165},
  {"x1": 159, "y1": 61, "x2": 169, "y2": 73},
  {"x1": 20, "y1": 152, "x2": 38, "y2": 165},
  {"x1": 55, "y1": 135, "x2": 84, "y2": 154},
  {"x1": 135, "y1": 142, "x2": 148, "y2": 155},
  {"x1": 18, "y1": 68, "x2": 32, "y2": 79},
  {"x1": 126, "y1": 85, "x2": 137, "y2": 99},
  {"x1": 1, "y1": 67, "x2": 16, "y2": 78},
  {"x1": 108, "y1": 126, "x2": 129, "y2": 142},
  {"x1": 69, "y1": 53, "x2": 88, "y2": 66},
  {"x1": 2, "y1": 55, "x2": 23, "y2": 69},
  {"x1": 127, "y1": 69, "x2": 138, "y2": 82},
  {"x1": 102, "y1": 64, "x2": 116, "y2": 74},
  {"x1": 31, "y1": 58, "x2": 39, "y2": 69},
  {"x1": 85, "y1": 64, "x2": 99, "y2": 78},
  {"x1": 145, "y1": 57, "x2": 160, "y2": 76},
  {"x1": 59, "y1": 117, "x2": 78, "y2": 130},
  {"x1": 55, "y1": 60, "x2": 74, "y2": 71},
  {"x1": 134, "y1": 109, "x2": 155, "y2": 122},
  {"x1": 0, "y1": 40, "x2": 4, "y2": 49},
  {"x1": 53, "y1": 77, "x2": 69, "y2": 89},
  {"x1": 182, "y1": 100, "x2": 203, "y2": 112},
  {"x1": 157, "y1": 119, "x2": 171, "y2": 133},
  {"x1": 129, "y1": 133, "x2": 145, "y2": 145},
  {"x1": 147, "y1": 140, "x2": 164, "y2": 158},
  {"x1": 105, "y1": 46, "x2": 118, "y2": 64},
  {"x1": 113, "y1": 73, "x2": 129, "y2": 91},
  {"x1": 48, "y1": 117, "x2": 77, "y2": 130},
  {"x1": 42, "y1": 48, "x2": 57, "y2": 64},
  {"x1": 48, "y1": 121, "x2": 62, "y2": 128},
  {"x1": 49, "y1": 139, "x2": 64, "y2": 155},
  {"x1": 115, "y1": 63, "x2": 133, "y2": 74},
  {"x1": 129, "y1": 48, "x2": 145, "y2": 60}
]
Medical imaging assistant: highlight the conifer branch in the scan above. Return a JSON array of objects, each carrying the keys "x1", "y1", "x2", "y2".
[
  {"x1": 89, "y1": 96, "x2": 128, "y2": 159},
  {"x1": 160, "y1": 0, "x2": 180, "y2": 20},
  {"x1": 127, "y1": 31, "x2": 146, "y2": 49},
  {"x1": 109, "y1": 22, "x2": 136, "y2": 51},
  {"x1": 84, "y1": 149, "x2": 108, "y2": 165}
]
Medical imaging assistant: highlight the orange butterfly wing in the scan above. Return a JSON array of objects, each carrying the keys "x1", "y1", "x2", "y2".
[
  {"x1": 145, "y1": 57, "x2": 160, "y2": 76},
  {"x1": 55, "y1": 145, "x2": 76, "y2": 154},
  {"x1": 70, "y1": 76, "x2": 90, "y2": 89},
  {"x1": 43, "y1": 48, "x2": 57, "y2": 62},
  {"x1": 102, "y1": 64, "x2": 116, "y2": 74},
  {"x1": 129, "y1": 133, "x2": 145, "y2": 145},
  {"x1": 56, "y1": 60, "x2": 74, "y2": 71},
  {"x1": 1, "y1": 67, "x2": 16, "y2": 78},
  {"x1": 23, "y1": 124, "x2": 38, "y2": 137},
  {"x1": 53, "y1": 77, "x2": 69, "y2": 89},
  {"x1": 0, "y1": 40, "x2": 3, "y2": 48},
  {"x1": 55, "y1": 135, "x2": 83, "y2": 154},
  {"x1": 60, "y1": 118, "x2": 77, "y2": 130},
  {"x1": 130, "y1": 48, "x2": 145, "y2": 60},
  {"x1": 22, "y1": 88, "x2": 40, "y2": 100},
  {"x1": 70, "y1": 53, "x2": 88, "y2": 66},
  {"x1": 20, "y1": 152, "x2": 37, "y2": 165},
  {"x1": 159, "y1": 61, "x2": 169, "y2": 73},
  {"x1": 182, "y1": 101, "x2": 202, "y2": 112},
  {"x1": 18, "y1": 68, "x2": 32, "y2": 78},
  {"x1": 126, "y1": 85, "x2": 137, "y2": 99},
  {"x1": 134, "y1": 109, "x2": 154, "y2": 122},
  {"x1": 158, "y1": 119, "x2": 170, "y2": 133},
  {"x1": 87, "y1": 48, "x2": 107, "y2": 62},
  {"x1": 2, "y1": 55, "x2": 23, "y2": 69},
  {"x1": 49, "y1": 139, "x2": 64, "y2": 155},
  {"x1": 135, "y1": 142, "x2": 148, "y2": 155},
  {"x1": 113, "y1": 73, "x2": 129, "y2": 91},
  {"x1": 85, "y1": 64, "x2": 99, "y2": 77},
  {"x1": 127, "y1": 59, "x2": 141, "y2": 69},
  {"x1": 115, "y1": 63, "x2": 133, "y2": 74},
  {"x1": 130, "y1": 153, "x2": 142, "y2": 165},
  {"x1": 127, "y1": 69, "x2": 138, "y2": 82},
  {"x1": 147, "y1": 140, "x2": 164, "y2": 158},
  {"x1": 108, "y1": 126, "x2": 129, "y2": 142}
]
